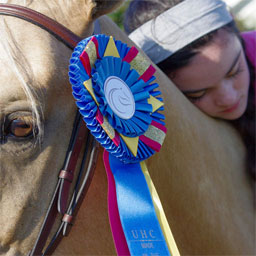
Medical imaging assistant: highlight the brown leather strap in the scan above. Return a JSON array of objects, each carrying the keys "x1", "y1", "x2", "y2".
[
  {"x1": 29, "y1": 115, "x2": 93, "y2": 256},
  {"x1": 44, "y1": 138, "x2": 99, "y2": 255},
  {"x1": 0, "y1": 3, "x2": 81, "y2": 49},
  {"x1": 58, "y1": 116, "x2": 88, "y2": 214}
]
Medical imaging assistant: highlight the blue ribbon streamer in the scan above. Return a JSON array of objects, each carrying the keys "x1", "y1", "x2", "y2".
[{"x1": 108, "y1": 153, "x2": 170, "y2": 255}]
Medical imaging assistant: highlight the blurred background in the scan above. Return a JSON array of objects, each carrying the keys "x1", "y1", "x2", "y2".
[{"x1": 108, "y1": 0, "x2": 256, "y2": 32}]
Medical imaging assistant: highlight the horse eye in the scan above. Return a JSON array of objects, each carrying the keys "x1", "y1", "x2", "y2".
[{"x1": 8, "y1": 119, "x2": 34, "y2": 137}]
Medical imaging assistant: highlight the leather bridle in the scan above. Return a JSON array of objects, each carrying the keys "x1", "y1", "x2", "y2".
[{"x1": 0, "y1": 4, "x2": 100, "y2": 256}]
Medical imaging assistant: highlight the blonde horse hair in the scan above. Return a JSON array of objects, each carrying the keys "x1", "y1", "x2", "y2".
[{"x1": 0, "y1": 17, "x2": 43, "y2": 142}]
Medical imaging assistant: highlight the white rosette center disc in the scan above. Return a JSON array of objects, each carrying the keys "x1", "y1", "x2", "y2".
[{"x1": 104, "y1": 76, "x2": 135, "y2": 120}]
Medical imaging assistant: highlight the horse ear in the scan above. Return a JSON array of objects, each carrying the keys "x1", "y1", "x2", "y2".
[{"x1": 90, "y1": 0, "x2": 124, "y2": 19}]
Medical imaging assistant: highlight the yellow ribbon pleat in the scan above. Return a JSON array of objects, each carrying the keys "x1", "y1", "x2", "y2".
[
  {"x1": 140, "y1": 161, "x2": 180, "y2": 256},
  {"x1": 119, "y1": 134, "x2": 139, "y2": 157}
]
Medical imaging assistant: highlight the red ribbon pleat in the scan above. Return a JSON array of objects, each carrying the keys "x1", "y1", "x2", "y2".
[{"x1": 103, "y1": 150, "x2": 130, "y2": 255}]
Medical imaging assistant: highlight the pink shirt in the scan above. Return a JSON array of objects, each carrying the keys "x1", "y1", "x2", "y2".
[
  {"x1": 241, "y1": 31, "x2": 256, "y2": 68},
  {"x1": 241, "y1": 31, "x2": 256, "y2": 98}
]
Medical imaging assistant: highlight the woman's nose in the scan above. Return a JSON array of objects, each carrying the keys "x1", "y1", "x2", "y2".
[{"x1": 215, "y1": 80, "x2": 238, "y2": 107}]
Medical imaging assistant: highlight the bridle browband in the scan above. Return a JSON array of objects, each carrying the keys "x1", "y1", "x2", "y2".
[
  {"x1": 0, "y1": 4, "x2": 81, "y2": 48},
  {"x1": 0, "y1": 4, "x2": 100, "y2": 256}
]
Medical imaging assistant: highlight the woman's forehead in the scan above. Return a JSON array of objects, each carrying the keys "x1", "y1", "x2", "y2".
[
  {"x1": 197, "y1": 30, "x2": 237, "y2": 63},
  {"x1": 171, "y1": 30, "x2": 242, "y2": 90}
]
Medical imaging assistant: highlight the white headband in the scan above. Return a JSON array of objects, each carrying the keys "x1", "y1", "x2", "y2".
[{"x1": 129, "y1": 0, "x2": 233, "y2": 64}]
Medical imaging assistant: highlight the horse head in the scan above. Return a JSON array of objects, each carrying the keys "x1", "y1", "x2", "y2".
[{"x1": 0, "y1": 1, "x2": 254, "y2": 255}]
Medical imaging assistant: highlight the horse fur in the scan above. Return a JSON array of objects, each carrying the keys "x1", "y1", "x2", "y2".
[{"x1": 0, "y1": 1, "x2": 255, "y2": 255}]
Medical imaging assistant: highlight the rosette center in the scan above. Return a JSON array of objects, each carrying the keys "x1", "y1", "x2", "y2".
[{"x1": 104, "y1": 76, "x2": 135, "y2": 120}]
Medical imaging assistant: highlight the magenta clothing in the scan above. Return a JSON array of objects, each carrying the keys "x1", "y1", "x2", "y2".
[
  {"x1": 241, "y1": 31, "x2": 256, "y2": 69},
  {"x1": 241, "y1": 31, "x2": 256, "y2": 99}
]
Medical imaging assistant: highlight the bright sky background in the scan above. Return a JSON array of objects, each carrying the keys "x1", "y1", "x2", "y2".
[{"x1": 224, "y1": 0, "x2": 256, "y2": 30}]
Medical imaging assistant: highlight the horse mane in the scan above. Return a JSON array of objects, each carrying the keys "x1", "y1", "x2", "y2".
[{"x1": 0, "y1": 17, "x2": 43, "y2": 142}]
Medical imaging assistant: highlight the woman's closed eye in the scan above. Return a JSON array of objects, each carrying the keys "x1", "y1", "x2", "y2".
[
  {"x1": 225, "y1": 50, "x2": 243, "y2": 79},
  {"x1": 226, "y1": 63, "x2": 243, "y2": 79},
  {"x1": 185, "y1": 90, "x2": 206, "y2": 102}
]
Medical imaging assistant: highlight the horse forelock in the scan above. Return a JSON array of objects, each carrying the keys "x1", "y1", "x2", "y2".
[{"x1": 0, "y1": 17, "x2": 44, "y2": 143}]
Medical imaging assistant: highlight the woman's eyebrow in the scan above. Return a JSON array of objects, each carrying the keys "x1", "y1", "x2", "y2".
[{"x1": 226, "y1": 49, "x2": 242, "y2": 75}]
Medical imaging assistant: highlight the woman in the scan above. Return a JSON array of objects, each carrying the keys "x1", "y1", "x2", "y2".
[{"x1": 124, "y1": 0, "x2": 255, "y2": 179}]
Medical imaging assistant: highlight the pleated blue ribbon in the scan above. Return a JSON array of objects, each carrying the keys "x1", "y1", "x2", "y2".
[{"x1": 107, "y1": 152, "x2": 170, "y2": 255}]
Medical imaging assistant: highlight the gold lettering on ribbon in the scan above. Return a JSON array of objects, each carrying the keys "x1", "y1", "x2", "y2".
[
  {"x1": 140, "y1": 230, "x2": 148, "y2": 239},
  {"x1": 131, "y1": 229, "x2": 156, "y2": 240},
  {"x1": 149, "y1": 229, "x2": 156, "y2": 239},
  {"x1": 141, "y1": 242, "x2": 154, "y2": 249},
  {"x1": 131, "y1": 230, "x2": 139, "y2": 239}
]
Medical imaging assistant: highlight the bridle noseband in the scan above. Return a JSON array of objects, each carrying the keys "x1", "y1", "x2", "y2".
[{"x1": 0, "y1": 4, "x2": 100, "y2": 256}]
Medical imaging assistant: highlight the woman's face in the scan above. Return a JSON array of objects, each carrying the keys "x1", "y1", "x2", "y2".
[{"x1": 170, "y1": 29, "x2": 250, "y2": 120}]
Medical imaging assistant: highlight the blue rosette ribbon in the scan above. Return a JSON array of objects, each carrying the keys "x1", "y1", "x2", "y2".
[{"x1": 68, "y1": 35, "x2": 175, "y2": 256}]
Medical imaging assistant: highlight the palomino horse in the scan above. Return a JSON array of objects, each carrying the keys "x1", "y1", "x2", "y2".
[{"x1": 0, "y1": 0, "x2": 254, "y2": 255}]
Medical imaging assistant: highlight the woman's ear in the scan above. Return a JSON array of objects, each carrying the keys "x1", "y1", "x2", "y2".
[{"x1": 90, "y1": 0, "x2": 124, "y2": 19}]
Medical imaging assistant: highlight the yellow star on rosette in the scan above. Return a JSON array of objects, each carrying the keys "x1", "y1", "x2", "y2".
[
  {"x1": 119, "y1": 133, "x2": 139, "y2": 157},
  {"x1": 104, "y1": 36, "x2": 120, "y2": 58},
  {"x1": 83, "y1": 79, "x2": 99, "y2": 106},
  {"x1": 147, "y1": 95, "x2": 164, "y2": 112}
]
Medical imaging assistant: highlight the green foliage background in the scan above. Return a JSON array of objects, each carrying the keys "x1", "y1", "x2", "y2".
[{"x1": 108, "y1": 1, "x2": 130, "y2": 31}]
